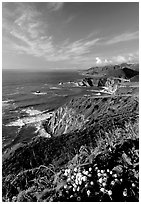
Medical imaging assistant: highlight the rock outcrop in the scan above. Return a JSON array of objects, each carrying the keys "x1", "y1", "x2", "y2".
[{"x1": 43, "y1": 95, "x2": 139, "y2": 137}]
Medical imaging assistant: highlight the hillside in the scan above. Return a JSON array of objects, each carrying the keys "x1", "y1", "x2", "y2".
[
  {"x1": 82, "y1": 63, "x2": 139, "y2": 79},
  {"x1": 2, "y1": 95, "x2": 139, "y2": 202}
]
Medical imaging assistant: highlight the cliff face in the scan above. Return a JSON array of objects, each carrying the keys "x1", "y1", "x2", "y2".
[
  {"x1": 45, "y1": 106, "x2": 85, "y2": 136},
  {"x1": 44, "y1": 95, "x2": 139, "y2": 137}
]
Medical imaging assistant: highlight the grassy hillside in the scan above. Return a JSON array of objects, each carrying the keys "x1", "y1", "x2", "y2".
[{"x1": 2, "y1": 95, "x2": 139, "y2": 202}]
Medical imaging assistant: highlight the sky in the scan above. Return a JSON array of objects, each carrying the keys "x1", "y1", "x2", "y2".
[{"x1": 2, "y1": 2, "x2": 139, "y2": 70}]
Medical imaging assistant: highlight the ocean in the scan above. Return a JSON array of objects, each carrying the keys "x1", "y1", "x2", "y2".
[{"x1": 2, "y1": 69, "x2": 100, "y2": 152}]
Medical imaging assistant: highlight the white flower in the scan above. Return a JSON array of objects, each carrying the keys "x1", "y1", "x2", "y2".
[
  {"x1": 64, "y1": 185, "x2": 67, "y2": 189},
  {"x1": 132, "y1": 183, "x2": 136, "y2": 187},
  {"x1": 97, "y1": 169, "x2": 100, "y2": 173},
  {"x1": 111, "y1": 181, "x2": 115, "y2": 185},
  {"x1": 74, "y1": 167, "x2": 77, "y2": 172},
  {"x1": 110, "y1": 171, "x2": 113, "y2": 175},
  {"x1": 82, "y1": 176, "x2": 87, "y2": 182},
  {"x1": 120, "y1": 178, "x2": 123, "y2": 182},
  {"x1": 67, "y1": 169, "x2": 71, "y2": 174},
  {"x1": 95, "y1": 167, "x2": 98, "y2": 170},
  {"x1": 100, "y1": 188, "x2": 105, "y2": 192},
  {"x1": 102, "y1": 182, "x2": 106, "y2": 187},
  {"x1": 108, "y1": 190, "x2": 112, "y2": 196},
  {"x1": 97, "y1": 173, "x2": 101, "y2": 177},
  {"x1": 77, "y1": 186, "x2": 80, "y2": 191},
  {"x1": 123, "y1": 190, "x2": 127, "y2": 197},
  {"x1": 101, "y1": 170, "x2": 104, "y2": 173},
  {"x1": 73, "y1": 187, "x2": 76, "y2": 192},
  {"x1": 79, "y1": 180, "x2": 82, "y2": 185},
  {"x1": 85, "y1": 171, "x2": 89, "y2": 175},
  {"x1": 85, "y1": 183, "x2": 88, "y2": 188},
  {"x1": 87, "y1": 190, "x2": 91, "y2": 196},
  {"x1": 107, "y1": 169, "x2": 110, "y2": 172},
  {"x1": 98, "y1": 178, "x2": 103, "y2": 183},
  {"x1": 89, "y1": 167, "x2": 92, "y2": 172},
  {"x1": 73, "y1": 183, "x2": 77, "y2": 188},
  {"x1": 67, "y1": 178, "x2": 71, "y2": 183},
  {"x1": 113, "y1": 174, "x2": 117, "y2": 178},
  {"x1": 90, "y1": 181, "x2": 94, "y2": 185}
]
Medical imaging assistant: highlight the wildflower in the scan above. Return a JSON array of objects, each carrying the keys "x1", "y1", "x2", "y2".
[
  {"x1": 90, "y1": 181, "x2": 94, "y2": 185},
  {"x1": 88, "y1": 174, "x2": 92, "y2": 177},
  {"x1": 89, "y1": 167, "x2": 92, "y2": 172},
  {"x1": 108, "y1": 190, "x2": 112, "y2": 196},
  {"x1": 102, "y1": 182, "x2": 106, "y2": 187},
  {"x1": 97, "y1": 169, "x2": 100, "y2": 173},
  {"x1": 64, "y1": 185, "x2": 67, "y2": 189},
  {"x1": 132, "y1": 183, "x2": 136, "y2": 187},
  {"x1": 85, "y1": 171, "x2": 89, "y2": 175},
  {"x1": 123, "y1": 189, "x2": 127, "y2": 197},
  {"x1": 85, "y1": 183, "x2": 88, "y2": 188},
  {"x1": 87, "y1": 190, "x2": 91, "y2": 196},
  {"x1": 73, "y1": 183, "x2": 77, "y2": 188},
  {"x1": 111, "y1": 181, "x2": 115, "y2": 185},
  {"x1": 103, "y1": 173, "x2": 107, "y2": 177},
  {"x1": 67, "y1": 178, "x2": 71, "y2": 183},
  {"x1": 77, "y1": 186, "x2": 80, "y2": 191},
  {"x1": 100, "y1": 188, "x2": 105, "y2": 193},
  {"x1": 79, "y1": 180, "x2": 82, "y2": 185},
  {"x1": 95, "y1": 167, "x2": 98, "y2": 170},
  {"x1": 110, "y1": 171, "x2": 113, "y2": 175},
  {"x1": 73, "y1": 187, "x2": 76, "y2": 192},
  {"x1": 107, "y1": 169, "x2": 110, "y2": 172},
  {"x1": 101, "y1": 170, "x2": 104, "y2": 174},
  {"x1": 98, "y1": 178, "x2": 103, "y2": 183},
  {"x1": 82, "y1": 176, "x2": 87, "y2": 182},
  {"x1": 70, "y1": 195, "x2": 73, "y2": 198},
  {"x1": 120, "y1": 178, "x2": 123, "y2": 182},
  {"x1": 113, "y1": 174, "x2": 117, "y2": 178},
  {"x1": 74, "y1": 167, "x2": 77, "y2": 172},
  {"x1": 97, "y1": 173, "x2": 101, "y2": 177},
  {"x1": 114, "y1": 178, "x2": 118, "y2": 182}
]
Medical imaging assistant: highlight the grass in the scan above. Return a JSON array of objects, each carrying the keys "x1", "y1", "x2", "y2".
[{"x1": 2, "y1": 95, "x2": 139, "y2": 202}]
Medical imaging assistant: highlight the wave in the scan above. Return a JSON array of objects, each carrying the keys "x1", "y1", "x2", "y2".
[
  {"x1": 32, "y1": 92, "x2": 47, "y2": 95},
  {"x1": 6, "y1": 111, "x2": 53, "y2": 127},
  {"x1": 50, "y1": 87, "x2": 59, "y2": 89},
  {"x1": 6, "y1": 92, "x2": 20, "y2": 96},
  {"x1": 20, "y1": 107, "x2": 42, "y2": 116}
]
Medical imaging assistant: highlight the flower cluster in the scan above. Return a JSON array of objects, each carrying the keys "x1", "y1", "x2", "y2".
[{"x1": 54, "y1": 162, "x2": 138, "y2": 202}]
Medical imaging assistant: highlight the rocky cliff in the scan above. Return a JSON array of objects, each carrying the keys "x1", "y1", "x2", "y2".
[{"x1": 43, "y1": 95, "x2": 138, "y2": 137}]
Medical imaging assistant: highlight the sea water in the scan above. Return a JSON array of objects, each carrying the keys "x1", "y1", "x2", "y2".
[{"x1": 2, "y1": 69, "x2": 100, "y2": 151}]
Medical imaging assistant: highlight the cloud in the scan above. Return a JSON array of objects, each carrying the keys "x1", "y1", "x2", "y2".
[
  {"x1": 3, "y1": 3, "x2": 100, "y2": 63},
  {"x1": 113, "y1": 56, "x2": 126, "y2": 63},
  {"x1": 48, "y1": 2, "x2": 64, "y2": 11},
  {"x1": 105, "y1": 31, "x2": 139, "y2": 45},
  {"x1": 96, "y1": 57, "x2": 102, "y2": 64}
]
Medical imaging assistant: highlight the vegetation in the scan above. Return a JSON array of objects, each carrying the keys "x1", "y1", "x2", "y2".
[{"x1": 2, "y1": 95, "x2": 139, "y2": 202}]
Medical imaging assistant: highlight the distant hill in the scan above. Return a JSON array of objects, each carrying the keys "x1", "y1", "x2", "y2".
[
  {"x1": 130, "y1": 75, "x2": 139, "y2": 82},
  {"x1": 82, "y1": 63, "x2": 139, "y2": 79}
]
